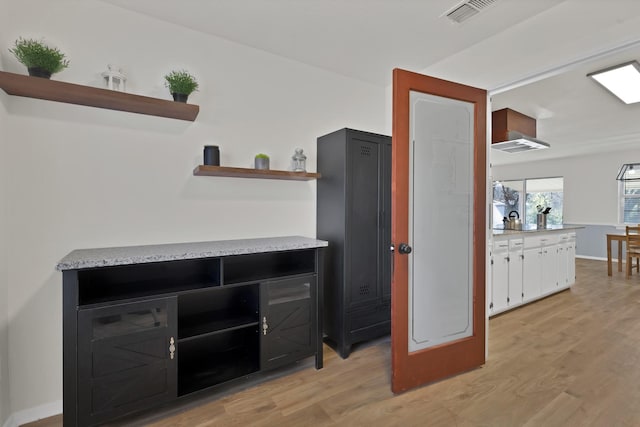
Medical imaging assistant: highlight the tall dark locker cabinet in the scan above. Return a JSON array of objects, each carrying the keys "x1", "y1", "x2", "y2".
[{"x1": 317, "y1": 128, "x2": 391, "y2": 359}]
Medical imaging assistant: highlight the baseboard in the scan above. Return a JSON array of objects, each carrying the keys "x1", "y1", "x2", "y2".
[
  {"x1": 2, "y1": 400, "x2": 62, "y2": 427},
  {"x1": 576, "y1": 255, "x2": 607, "y2": 261},
  {"x1": 576, "y1": 254, "x2": 633, "y2": 264}
]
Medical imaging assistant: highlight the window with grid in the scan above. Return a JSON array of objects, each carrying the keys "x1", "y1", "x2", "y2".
[{"x1": 619, "y1": 163, "x2": 640, "y2": 224}]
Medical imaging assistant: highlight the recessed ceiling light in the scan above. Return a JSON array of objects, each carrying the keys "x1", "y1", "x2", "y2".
[{"x1": 588, "y1": 61, "x2": 640, "y2": 104}]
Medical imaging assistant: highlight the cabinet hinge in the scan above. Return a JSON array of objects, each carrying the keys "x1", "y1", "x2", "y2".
[
  {"x1": 489, "y1": 302, "x2": 493, "y2": 309},
  {"x1": 507, "y1": 297, "x2": 510, "y2": 303},
  {"x1": 490, "y1": 259, "x2": 494, "y2": 265}
]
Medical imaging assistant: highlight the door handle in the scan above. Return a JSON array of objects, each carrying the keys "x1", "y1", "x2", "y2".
[{"x1": 398, "y1": 243, "x2": 412, "y2": 254}]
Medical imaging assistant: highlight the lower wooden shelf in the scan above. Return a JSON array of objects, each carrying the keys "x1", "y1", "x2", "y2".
[{"x1": 193, "y1": 165, "x2": 321, "y2": 181}]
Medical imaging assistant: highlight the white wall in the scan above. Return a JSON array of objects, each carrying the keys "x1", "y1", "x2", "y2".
[
  {"x1": 1, "y1": 0, "x2": 386, "y2": 419},
  {"x1": 0, "y1": 0, "x2": 11, "y2": 422},
  {"x1": 0, "y1": 56, "x2": 10, "y2": 427}
]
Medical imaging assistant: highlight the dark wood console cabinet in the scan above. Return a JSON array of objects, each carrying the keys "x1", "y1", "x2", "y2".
[{"x1": 58, "y1": 237, "x2": 325, "y2": 426}]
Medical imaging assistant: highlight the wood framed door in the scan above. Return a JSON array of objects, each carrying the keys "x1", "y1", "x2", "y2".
[{"x1": 391, "y1": 68, "x2": 486, "y2": 393}]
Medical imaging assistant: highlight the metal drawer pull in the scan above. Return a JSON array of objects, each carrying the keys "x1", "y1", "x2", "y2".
[{"x1": 169, "y1": 337, "x2": 175, "y2": 360}]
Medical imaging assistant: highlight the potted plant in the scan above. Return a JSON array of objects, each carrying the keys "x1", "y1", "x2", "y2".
[
  {"x1": 9, "y1": 37, "x2": 70, "y2": 79},
  {"x1": 164, "y1": 70, "x2": 199, "y2": 103},
  {"x1": 254, "y1": 153, "x2": 270, "y2": 170}
]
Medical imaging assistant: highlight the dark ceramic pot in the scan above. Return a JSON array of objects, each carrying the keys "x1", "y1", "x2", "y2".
[
  {"x1": 172, "y1": 93, "x2": 189, "y2": 103},
  {"x1": 27, "y1": 67, "x2": 52, "y2": 79}
]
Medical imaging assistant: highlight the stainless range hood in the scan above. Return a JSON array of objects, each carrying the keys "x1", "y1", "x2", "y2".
[
  {"x1": 491, "y1": 131, "x2": 550, "y2": 153},
  {"x1": 491, "y1": 108, "x2": 550, "y2": 153}
]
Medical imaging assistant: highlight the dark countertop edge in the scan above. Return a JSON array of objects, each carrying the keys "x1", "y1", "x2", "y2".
[{"x1": 56, "y1": 236, "x2": 329, "y2": 271}]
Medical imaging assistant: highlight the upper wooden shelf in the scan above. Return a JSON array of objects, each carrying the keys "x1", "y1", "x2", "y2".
[
  {"x1": 193, "y1": 165, "x2": 321, "y2": 181},
  {"x1": 0, "y1": 71, "x2": 199, "y2": 121}
]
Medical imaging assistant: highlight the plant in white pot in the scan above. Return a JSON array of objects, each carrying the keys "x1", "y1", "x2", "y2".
[
  {"x1": 164, "y1": 70, "x2": 199, "y2": 103},
  {"x1": 9, "y1": 37, "x2": 69, "y2": 79}
]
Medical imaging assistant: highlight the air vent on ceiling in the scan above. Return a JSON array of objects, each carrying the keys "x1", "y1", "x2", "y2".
[{"x1": 444, "y1": 0, "x2": 499, "y2": 24}]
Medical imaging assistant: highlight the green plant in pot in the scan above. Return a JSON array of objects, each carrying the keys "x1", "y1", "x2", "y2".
[
  {"x1": 9, "y1": 37, "x2": 70, "y2": 79},
  {"x1": 254, "y1": 153, "x2": 270, "y2": 170},
  {"x1": 164, "y1": 70, "x2": 199, "y2": 103}
]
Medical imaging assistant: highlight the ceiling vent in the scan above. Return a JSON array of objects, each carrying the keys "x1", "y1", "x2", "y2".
[
  {"x1": 444, "y1": 0, "x2": 499, "y2": 24},
  {"x1": 491, "y1": 108, "x2": 550, "y2": 153}
]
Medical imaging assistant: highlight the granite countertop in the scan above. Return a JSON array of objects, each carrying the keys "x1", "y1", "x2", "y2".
[
  {"x1": 56, "y1": 236, "x2": 328, "y2": 271},
  {"x1": 492, "y1": 225, "x2": 584, "y2": 236}
]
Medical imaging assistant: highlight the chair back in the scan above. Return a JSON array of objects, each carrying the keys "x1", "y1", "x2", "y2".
[{"x1": 626, "y1": 226, "x2": 640, "y2": 255}]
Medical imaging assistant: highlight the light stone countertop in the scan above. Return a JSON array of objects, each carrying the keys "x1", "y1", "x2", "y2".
[
  {"x1": 492, "y1": 225, "x2": 584, "y2": 237},
  {"x1": 56, "y1": 236, "x2": 328, "y2": 271}
]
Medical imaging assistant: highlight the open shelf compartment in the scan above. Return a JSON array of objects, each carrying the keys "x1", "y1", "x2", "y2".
[
  {"x1": 177, "y1": 326, "x2": 259, "y2": 395},
  {"x1": 223, "y1": 249, "x2": 316, "y2": 284},
  {"x1": 177, "y1": 284, "x2": 259, "y2": 339},
  {"x1": 78, "y1": 258, "x2": 221, "y2": 306}
]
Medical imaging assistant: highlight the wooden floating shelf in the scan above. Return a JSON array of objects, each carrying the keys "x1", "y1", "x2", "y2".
[
  {"x1": 193, "y1": 165, "x2": 321, "y2": 181},
  {"x1": 0, "y1": 71, "x2": 199, "y2": 121}
]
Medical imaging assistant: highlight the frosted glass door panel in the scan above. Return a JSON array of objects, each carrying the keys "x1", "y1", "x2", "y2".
[{"x1": 408, "y1": 91, "x2": 474, "y2": 353}]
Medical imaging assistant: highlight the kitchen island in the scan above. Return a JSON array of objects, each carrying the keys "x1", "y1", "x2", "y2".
[
  {"x1": 488, "y1": 226, "x2": 582, "y2": 316},
  {"x1": 57, "y1": 236, "x2": 327, "y2": 427}
]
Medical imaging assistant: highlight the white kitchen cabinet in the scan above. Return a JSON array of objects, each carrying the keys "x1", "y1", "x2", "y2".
[
  {"x1": 489, "y1": 237, "x2": 523, "y2": 316},
  {"x1": 557, "y1": 243, "x2": 568, "y2": 289},
  {"x1": 540, "y1": 236, "x2": 559, "y2": 295},
  {"x1": 490, "y1": 238, "x2": 509, "y2": 315},
  {"x1": 522, "y1": 246, "x2": 542, "y2": 303},
  {"x1": 490, "y1": 229, "x2": 578, "y2": 318},
  {"x1": 508, "y1": 239, "x2": 524, "y2": 307},
  {"x1": 557, "y1": 232, "x2": 576, "y2": 288},
  {"x1": 567, "y1": 235, "x2": 576, "y2": 286},
  {"x1": 524, "y1": 234, "x2": 559, "y2": 297}
]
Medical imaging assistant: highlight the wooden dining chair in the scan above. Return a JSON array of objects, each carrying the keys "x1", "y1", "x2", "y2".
[{"x1": 626, "y1": 225, "x2": 640, "y2": 279}]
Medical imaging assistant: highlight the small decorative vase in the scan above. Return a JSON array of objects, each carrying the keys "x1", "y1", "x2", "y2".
[
  {"x1": 27, "y1": 67, "x2": 52, "y2": 79},
  {"x1": 255, "y1": 157, "x2": 269, "y2": 170},
  {"x1": 172, "y1": 93, "x2": 189, "y2": 103},
  {"x1": 292, "y1": 148, "x2": 307, "y2": 172}
]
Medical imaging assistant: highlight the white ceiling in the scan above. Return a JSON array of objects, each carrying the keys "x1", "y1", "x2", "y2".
[{"x1": 101, "y1": 0, "x2": 640, "y2": 164}]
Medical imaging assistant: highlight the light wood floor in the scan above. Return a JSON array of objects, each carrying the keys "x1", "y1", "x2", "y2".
[{"x1": 25, "y1": 259, "x2": 640, "y2": 427}]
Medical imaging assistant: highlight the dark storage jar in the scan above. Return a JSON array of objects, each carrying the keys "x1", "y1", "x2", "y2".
[{"x1": 203, "y1": 145, "x2": 220, "y2": 166}]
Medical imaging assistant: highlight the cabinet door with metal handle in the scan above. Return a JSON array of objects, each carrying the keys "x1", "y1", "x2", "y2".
[
  {"x1": 77, "y1": 296, "x2": 178, "y2": 426},
  {"x1": 260, "y1": 275, "x2": 317, "y2": 371}
]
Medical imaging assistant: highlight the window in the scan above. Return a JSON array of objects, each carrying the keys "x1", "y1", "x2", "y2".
[
  {"x1": 492, "y1": 180, "x2": 523, "y2": 228},
  {"x1": 618, "y1": 163, "x2": 640, "y2": 224},
  {"x1": 492, "y1": 177, "x2": 564, "y2": 228},
  {"x1": 524, "y1": 177, "x2": 564, "y2": 227}
]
